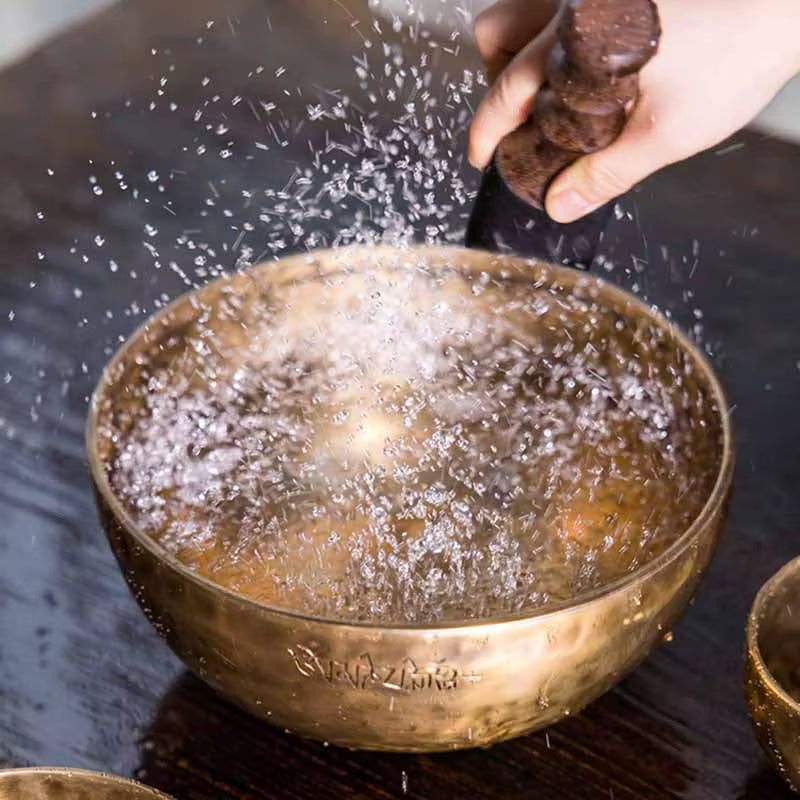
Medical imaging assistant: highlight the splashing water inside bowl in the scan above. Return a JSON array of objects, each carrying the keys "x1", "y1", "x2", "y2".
[{"x1": 97, "y1": 250, "x2": 724, "y2": 624}]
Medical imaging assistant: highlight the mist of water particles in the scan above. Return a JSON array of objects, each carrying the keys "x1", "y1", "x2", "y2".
[
  {"x1": 11, "y1": 1, "x2": 725, "y2": 439},
  {"x1": 64, "y1": 3, "x2": 723, "y2": 624},
  {"x1": 100, "y1": 257, "x2": 723, "y2": 624}
]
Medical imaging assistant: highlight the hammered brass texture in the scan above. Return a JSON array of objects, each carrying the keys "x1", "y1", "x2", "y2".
[
  {"x1": 0, "y1": 768, "x2": 174, "y2": 799},
  {"x1": 87, "y1": 245, "x2": 734, "y2": 752},
  {"x1": 747, "y1": 555, "x2": 800, "y2": 793}
]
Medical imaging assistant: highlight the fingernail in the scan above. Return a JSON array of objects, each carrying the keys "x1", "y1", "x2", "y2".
[{"x1": 547, "y1": 188, "x2": 593, "y2": 223}]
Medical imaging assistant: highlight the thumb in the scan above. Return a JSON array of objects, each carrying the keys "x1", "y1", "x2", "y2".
[{"x1": 545, "y1": 115, "x2": 669, "y2": 223}]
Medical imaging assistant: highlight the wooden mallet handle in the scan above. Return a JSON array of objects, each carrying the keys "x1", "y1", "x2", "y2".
[{"x1": 497, "y1": 0, "x2": 662, "y2": 210}]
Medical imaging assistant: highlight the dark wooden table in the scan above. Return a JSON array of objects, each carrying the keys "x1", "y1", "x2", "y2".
[{"x1": 0, "y1": 1, "x2": 799, "y2": 797}]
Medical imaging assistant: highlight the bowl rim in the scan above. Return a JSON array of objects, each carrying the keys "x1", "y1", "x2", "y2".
[
  {"x1": 0, "y1": 767, "x2": 173, "y2": 797},
  {"x1": 747, "y1": 554, "x2": 800, "y2": 714},
  {"x1": 86, "y1": 243, "x2": 736, "y2": 632}
]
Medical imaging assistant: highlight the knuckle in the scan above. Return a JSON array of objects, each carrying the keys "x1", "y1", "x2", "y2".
[
  {"x1": 649, "y1": 119, "x2": 684, "y2": 160},
  {"x1": 585, "y1": 159, "x2": 630, "y2": 198},
  {"x1": 629, "y1": 106, "x2": 662, "y2": 144},
  {"x1": 472, "y1": 9, "x2": 496, "y2": 54},
  {"x1": 492, "y1": 65, "x2": 531, "y2": 120}
]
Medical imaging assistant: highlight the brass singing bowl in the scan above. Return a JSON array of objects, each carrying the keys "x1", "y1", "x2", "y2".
[
  {"x1": 87, "y1": 244, "x2": 734, "y2": 752},
  {"x1": 0, "y1": 767, "x2": 174, "y2": 799},
  {"x1": 746, "y1": 555, "x2": 800, "y2": 791}
]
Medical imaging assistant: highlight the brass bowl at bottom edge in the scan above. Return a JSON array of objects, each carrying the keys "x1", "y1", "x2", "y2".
[
  {"x1": 0, "y1": 767, "x2": 174, "y2": 799},
  {"x1": 747, "y1": 555, "x2": 800, "y2": 793}
]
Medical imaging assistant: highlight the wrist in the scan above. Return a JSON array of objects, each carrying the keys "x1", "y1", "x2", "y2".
[{"x1": 775, "y1": 0, "x2": 800, "y2": 76}]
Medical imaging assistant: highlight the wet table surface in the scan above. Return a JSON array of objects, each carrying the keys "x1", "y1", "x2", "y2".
[{"x1": 0, "y1": 1, "x2": 799, "y2": 798}]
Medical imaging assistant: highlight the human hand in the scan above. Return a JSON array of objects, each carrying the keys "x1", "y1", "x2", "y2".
[{"x1": 469, "y1": 0, "x2": 800, "y2": 223}]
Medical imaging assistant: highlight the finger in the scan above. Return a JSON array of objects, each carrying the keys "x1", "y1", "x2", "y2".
[
  {"x1": 474, "y1": 0, "x2": 559, "y2": 83},
  {"x1": 545, "y1": 104, "x2": 674, "y2": 222},
  {"x1": 468, "y1": 24, "x2": 558, "y2": 168}
]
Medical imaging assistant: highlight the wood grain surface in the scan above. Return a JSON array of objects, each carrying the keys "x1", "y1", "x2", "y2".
[{"x1": 0, "y1": 1, "x2": 798, "y2": 798}]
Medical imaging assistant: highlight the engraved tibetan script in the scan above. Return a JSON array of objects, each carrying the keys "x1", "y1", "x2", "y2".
[{"x1": 288, "y1": 645, "x2": 481, "y2": 691}]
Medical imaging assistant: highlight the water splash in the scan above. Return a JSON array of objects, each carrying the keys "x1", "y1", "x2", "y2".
[{"x1": 100, "y1": 256, "x2": 723, "y2": 624}]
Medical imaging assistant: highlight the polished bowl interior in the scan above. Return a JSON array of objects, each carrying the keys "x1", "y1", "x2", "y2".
[
  {"x1": 87, "y1": 244, "x2": 734, "y2": 751},
  {"x1": 746, "y1": 556, "x2": 800, "y2": 791},
  {"x1": 0, "y1": 768, "x2": 173, "y2": 799}
]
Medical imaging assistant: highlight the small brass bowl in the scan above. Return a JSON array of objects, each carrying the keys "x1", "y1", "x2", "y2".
[
  {"x1": 0, "y1": 767, "x2": 174, "y2": 799},
  {"x1": 87, "y1": 244, "x2": 734, "y2": 751},
  {"x1": 747, "y1": 555, "x2": 800, "y2": 791}
]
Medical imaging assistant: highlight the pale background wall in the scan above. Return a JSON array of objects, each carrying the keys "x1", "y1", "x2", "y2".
[
  {"x1": 1, "y1": 0, "x2": 797, "y2": 143},
  {"x1": 0, "y1": 0, "x2": 114, "y2": 66}
]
